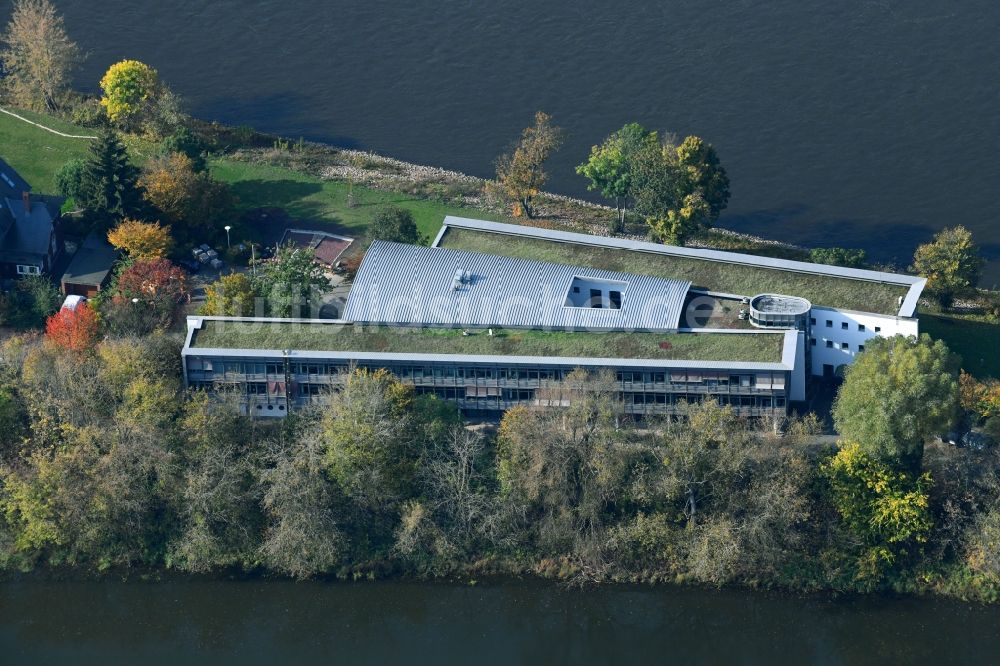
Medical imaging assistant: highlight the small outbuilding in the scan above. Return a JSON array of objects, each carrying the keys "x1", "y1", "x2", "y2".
[{"x1": 61, "y1": 232, "x2": 119, "y2": 297}]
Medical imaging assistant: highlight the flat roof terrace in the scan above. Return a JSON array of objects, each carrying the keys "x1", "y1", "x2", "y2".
[
  {"x1": 436, "y1": 222, "x2": 916, "y2": 316},
  {"x1": 189, "y1": 319, "x2": 786, "y2": 364}
]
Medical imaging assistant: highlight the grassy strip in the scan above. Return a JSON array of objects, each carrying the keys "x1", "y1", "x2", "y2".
[
  {"x1": 920, "y1": 313, "x2": 1000, "y2": 379},
  {"x1": 439, "y1": 228, "x2": 909, "y2": 315},
  {"x1": 208, "y1": 159, "x2": 502, "y2": 244},
  {"x1": 193, "y1": 320, "x2": 785, "y2": 363}
]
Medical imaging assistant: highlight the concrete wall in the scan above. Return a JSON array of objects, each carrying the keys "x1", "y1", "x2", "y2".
[{"x1": 809, "y1": 307, "x2": 920, "y2": 376}]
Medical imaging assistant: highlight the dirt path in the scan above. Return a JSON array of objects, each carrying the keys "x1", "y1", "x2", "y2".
[{"x1": 0, "y1": 106, "x2": 97, "y2": 139}]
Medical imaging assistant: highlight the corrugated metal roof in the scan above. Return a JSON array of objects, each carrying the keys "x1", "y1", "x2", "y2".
[{"x1": 344, "y1": 241, "x2": 691, "y2": 331}]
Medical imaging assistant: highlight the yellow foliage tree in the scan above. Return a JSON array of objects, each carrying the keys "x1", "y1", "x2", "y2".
[
  {"x1": 99, "y1": 59, "x2": 159, "y2": 129},
  {"x1": 494, "y1": 111, "x2": 563, "y2": 218},
  {"x1": 107, "y1": 219, "x2": 173, "y2": 260},
  {"x1": 139, "y1": 153, "x2": 233, "y2": 238},
  {"x1": 201, "y1": 273, "x2": 259, "y2": 317}
]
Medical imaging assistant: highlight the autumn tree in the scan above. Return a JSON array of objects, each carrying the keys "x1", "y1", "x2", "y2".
[
  {"x1": 822, "y1": 442, "x2": 933, "y2": 587},
  {"x1": 833, "y1": 334, "x2": 960, "y2": 472},
  {"x1": 252, "y1": 243, "x2": 330, "y2": 317},
  {"x1": 201, "y1": 273, "x2": 259, "y2": 317},
  {"x1": 0, "y1": 0, "x2": 81, "y2": 111},
  {"x1": 103, "y1": 258, "x2": 189, "y2": 335},
  {"x1": 44, "y1": 304, "x2": 99, "y2": 352},
  {"x1": 911, "y1": 226, "x2": 983, "y2": 307},
  {"x1": 100, "y1": 59, "x2": 160, "y2": 132},
  {"x1": 107, "y1": 219, "x2": 173, "y2": 260},
  {"x1": 495, "y1": 111, "x2": 564, "y2": 218},
  {"x1": 161, "y1": 126, "x2": 208, "y2": 172},
  {"x1": 576, "y1": 123, "x2": 659, "y2": 232},
  {"x1": 674, "y1": 136, "x2": 730, "y2": 224},
  {"x1": 139, "y1": 153, "x2": 234, "y2": 241}
]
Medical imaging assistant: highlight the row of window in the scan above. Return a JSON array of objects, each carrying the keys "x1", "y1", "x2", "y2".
[
  {"x1": 190, "y1": 358, "x2": 787, "y2": 391},
  {"x1": 810, "y1": 317, "x2": 881, "y2": 334},
  {"x1": 16, "y1": 264, "x2": 40, "y2": 275},
  {"x1": 810, "y1": 338, "x2": 865, "y2": 352}
]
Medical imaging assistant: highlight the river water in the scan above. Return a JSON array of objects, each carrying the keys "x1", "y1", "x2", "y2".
[
  {"x1": 27, "y1": 0, "x2": 1000, "y2": 284},
  {"x1": 2, "y1": 579, "x2": 999, "y2": 664}
]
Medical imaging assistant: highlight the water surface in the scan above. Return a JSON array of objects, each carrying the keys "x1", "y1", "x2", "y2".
[
  {"x1": 30, "y1": 0, "x2": 1000, "y2": 283},
  {"x1": 1, "y1": 580, "x2": 997, "y2": 665}
]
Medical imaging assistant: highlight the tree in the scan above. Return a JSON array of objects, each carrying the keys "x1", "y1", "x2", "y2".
[
  {"x1": 810, "y1": 247, "x2": 868, "y2": 269},
  {"x1": 822, "y1": 442, "x2": 933, "y2": 586},
  {"x1": 497, "y1": 369, "x2": 629, "y2": 556},
  {"x1": 370, "y1": 205, "x2": 421, "y2": 244},
  {"x1": 833, "y1": 334, "x2": 960, "y2": 472},
  {"x1": 0, "y1": 0, "x2": 80, "y2": 111},
  {"x1": 201, "y1": 273, "x2": 259, "y2": 317},
  {"x1": 99, "y1": 59, "x2": 160, "y2": 132},
  {"x1": 260, "y1": 429, "x2": 344, "y2": 578},
  {"x1": 54, "y1": 158, "x2": 86, "y2": 202},
  {"x1": 107, "y1": 219, "x2": 173, "y2": 260},
  {"x1": 576, "y1": 123, "x2": 659, "y2": 232},
  {"x1": 3, "y1": 275, "x2": 60, "y2": 329},
  {"x1": 911, "y1": 226, "x2": 983, "y2": 307},
  {"x1": 495, "y1": 111, "x2": 564, "y2": 218},
  {"x1": 161, "y1": 126, "x2": 208, "y2": 172},
  {"x1": 674, "y1": 136, "x2": 730, "y2": 223},
  {"x1": 75, "y1": 130, "x2": 145, "y2": 229},
  {"x1": 629, "y1": 140, "x2": 684, "y2": 243},
  {"x1": 44, "y1": 304, "x2": 99, "y2": 352},
  {"x1": 323, "y1": 369, "x2": 421, "y2": 513},
  {"x1": 107, "y1": 258, "x2": 189, "y2": 334},
  {"x1": 253, "y1": 243, "x2": 330, "y2": 318},
  {"x1": 630, "y1": 135, "x2": 730, "y2": 246},
  {"x1": 139, "y1": 153, "x2": 233, "y2": 241}
]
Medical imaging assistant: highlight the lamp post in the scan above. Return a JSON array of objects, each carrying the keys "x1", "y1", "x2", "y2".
[{"x1": 224, "y1": 225, "x2": 232, "y2": 249}]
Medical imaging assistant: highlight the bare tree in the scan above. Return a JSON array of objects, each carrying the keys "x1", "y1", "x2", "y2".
[{"x1": 1, "y1": 0, "x2": 81, "y2": 111}]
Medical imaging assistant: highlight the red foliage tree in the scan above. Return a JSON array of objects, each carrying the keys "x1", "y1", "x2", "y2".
[
  {"x1": 45, "y1": 303, "x2": 99, "y2": 352},
  {"x1": 116, "y1": 258, "x2": 189, "y2": 304}
]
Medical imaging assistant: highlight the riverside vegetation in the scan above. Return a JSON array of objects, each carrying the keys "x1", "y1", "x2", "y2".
[{"x1": 2, "y1": 0, "x2": 1000, "y2": 599}]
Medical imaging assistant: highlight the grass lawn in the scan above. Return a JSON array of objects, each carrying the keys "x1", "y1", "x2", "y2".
[
  {"x1": 192, "y1": 320, "x2": 785, "y2": 363},
  {"x1": 921, "y1": 312, "x2": 1000, "y2": 379},
  {"x1": 439, "y1": 227, "x2": 910, "y2": 315},
  {"x1": 0, "y1": 108, "x2": 93, "y2": 192},
  {"x1": 209, "y1": 159, "x2": 503, "y2": 244}
]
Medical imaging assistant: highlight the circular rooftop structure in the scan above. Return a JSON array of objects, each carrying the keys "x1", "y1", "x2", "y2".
[{"x1": 748, "y1": 293, "x2": 811, "y2": 329}]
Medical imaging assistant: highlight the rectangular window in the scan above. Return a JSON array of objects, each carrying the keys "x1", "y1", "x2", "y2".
[
  {"x1": 874, "y1": 326, "x2": 881, "y2": 333},
  {"x1": 841, "y1": 342, "x2": 849, "y2": 350},
  {"x1": 826, "y1": 340, "x2": 833, "y2": 348},
  {"x1": 826, "y1": 320, "x2": 833, "y2": 328},
  {"x1": 609, "y1": 290, "x2": 622, "y2": 309},
  {"x1": 16, "y1": 264, "x2": 40, "y2": 275},
  {"x1": 590, "y1": 288, "x2": 602, "y2": 308},
  {"x1": 841, "y1": 322, "x2": 849, "y2": 330},
  {"x1": 809, "y1": 317, "x2": 816, "y2": 326},
  {"x1": 858, "y1": 324, "x2": 866, "y2": 332},
  {"x1": 858, "y1": 344, "x2": 865, "y2": 352},
  {"x1": 810, "y1": 338, "x2": 817, "y2": 346}
]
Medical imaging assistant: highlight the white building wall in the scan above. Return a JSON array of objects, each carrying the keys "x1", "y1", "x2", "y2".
[{"x1": 808, "y1": 307, "x2": 919, "y2": 376}]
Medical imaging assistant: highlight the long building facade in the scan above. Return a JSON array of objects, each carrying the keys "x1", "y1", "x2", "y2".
[{"x1": 183, "y1": 319, "x2": 801, "y2": 419}]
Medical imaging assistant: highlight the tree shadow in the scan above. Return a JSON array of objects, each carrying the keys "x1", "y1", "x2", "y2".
[{"x1": 229, "y1": 179, "x2": 323, "y2": 210}]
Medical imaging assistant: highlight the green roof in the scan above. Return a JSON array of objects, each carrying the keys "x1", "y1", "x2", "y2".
[
  {"x1": 191, "y1": 320, "x2": 785, "y2": 364},
  {"x1": 438, "y1": 227, "x2": 909, "y2": 315}
]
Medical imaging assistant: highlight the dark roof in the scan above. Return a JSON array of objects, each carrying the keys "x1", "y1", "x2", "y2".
[
  {"x1": 0, "y1": 158, "x2": 31, "y2": 200},
  {"x1": 280, "y1": 229, "x2": 353, "y2": 266},
  {"x1": 61, "y1": 233, "x2": 119, "y2": 288},
  {"x1": 0, "y1": 197, "x2": 54, "y2": 263}
]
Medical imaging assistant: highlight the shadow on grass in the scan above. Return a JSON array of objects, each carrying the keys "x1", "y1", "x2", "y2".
[
  {"x1": 230, "y1": 179, "x2": 324, "y2": 209},
  {"x1": 922, "y1": 314, "x2": 1000, "y2": 379}
]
